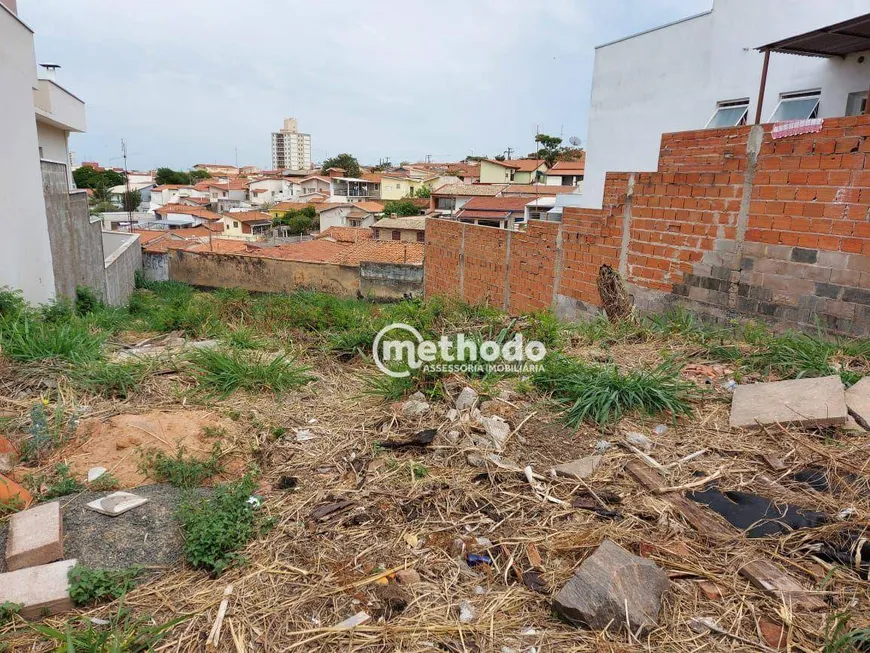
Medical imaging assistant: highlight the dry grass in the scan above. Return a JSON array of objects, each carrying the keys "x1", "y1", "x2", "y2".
[{"x1": 0, "y1": 316, "x2": 868, "y2": 651}]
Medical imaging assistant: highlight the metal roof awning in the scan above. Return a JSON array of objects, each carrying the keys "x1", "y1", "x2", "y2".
[{"x1": 757, "y1": 13, "x2": 870, "y2": 58}]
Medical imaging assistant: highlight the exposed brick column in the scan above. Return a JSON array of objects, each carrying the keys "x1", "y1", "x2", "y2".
[
  {"x1": 618, "y1": 174, "x2": 636, "y2": 277},
  {"x1": 727, "y1": 125, "x2": 763, "y2": 309},
  {"x1": 551, "y1": 223, "x2": 565, "y2": 310},
  {"x1": 459, "y1": 223, "x2": 466, "y2": 301},
  {"x1": 502, "y1": 229, "x2": 513, "y2": 311}
]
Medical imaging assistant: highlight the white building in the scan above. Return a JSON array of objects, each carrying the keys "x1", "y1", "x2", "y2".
[
  {"x1": 248, "y1": 177, "x2": 295, "y2": 206},
  {"x1": 109, "y1": 182, "x2": 153, "y2": 211},
  {"x1": 271, "y1": 117, "x2": 312, "y2": 171},
  {"x1": 581, "y1": 0, "x2": 870, "y2": 209}
]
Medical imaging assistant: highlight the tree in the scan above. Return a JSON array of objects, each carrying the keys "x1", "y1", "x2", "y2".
[
  {"x1": 89, "y1": 200, "x2": 119, "y2": 216},
  {"x1": 189, "y1": 169, "x2": 212, "y2": 181},
  {"x1": 73, "y1": 165, "x2": 125, "y2": 190},
  {"x1": 463, "y1": 155, "x2": 488, "y2": 163},
  {"x1": 90, "y1": 183, "x2": 113, "y2": 204},
  {"x1": 530, "y1": 133, "x2": 565, "y2": 167},
  {"x1": 413, "y1": 185, "x2": 431, "y2": 199},
  {"x1": 320, "y1": 153, "x2": 360, "y2": 179},
  {"x1": 494, "y1": 154, "x2": 506, "y2": 161},
  {"x1": 273, "y1": 205, "x2": 317, "y2": 235},
  {"x1": 155, "y1": 167, "x2": 191, "y2": 185},
  {"x1": 122, "y1": 189, "x2": 142, "y2": 212},
  {"x1": 383, "y1": 200, "x2": 420, "y2": 217}
]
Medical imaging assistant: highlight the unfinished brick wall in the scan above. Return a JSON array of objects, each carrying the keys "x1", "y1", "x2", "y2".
[{"x1": 424, "y1": 116, "x2": 870, "y2": 335}]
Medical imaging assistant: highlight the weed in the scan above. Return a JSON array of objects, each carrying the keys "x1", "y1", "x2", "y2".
[
  {"x1": 70, "y1": 360, "x2": 149, "y2": 399},
  {"x1": 89, "y1": 471, "x2": 120, "y2": 492},
  {"x1": 521, "y1": 310, "x2": 563, "y2": 349},
  {"x1": 532, "y1": 354, "x2": 696, "y2": 427},
  {"x1": 270, "y1": 426, "x2": 287, "y2": 439},
  {"x1": 0, "y1": 314, "x2": 104, "y2": 363},
  {"x1": 410, "y1": 462, "x2": 428, "y2": 480},
  {"x1": 189, "y1": 348, "x2": 313, "y2": 397},
  {"x1": 824, "y1": 610, "x2": 870, "y2": 652},
  {"x1": 75, "y1": 285, "x2": 102, "y2": 317},
  {"x1": 177, "y1": 474, "x2": 268, "y2": 575},
  {"x1": 26, "y1": 463, "x2": 85, "y2": 500},
  {"x1": 68, "y1": 565, "x2": 142, "y2": 606},
  {"x1": 138, "y1": 443, "x2": 224, "y2": 488},
  {"x1": 0, "y1": 286, "x2": 25, "y2": 318},
  {"x1": 21, "y1": 403, "x2": 71, "y2": 463},
  {"x1": 29, "y1": 606, "x2": 189, "y2": 652},
  {"x1": 201, "y1": 425, "x2": 228, "y2": 439},
  {"x1": 223, "y1": 325, "x2": 264, "y2": 350},
  {"x1": 40, "y1": 298, "x2": 74, "y2": 323},
  {"x1": 0, "y1": 601, "x2": 21, "y2": 624}
]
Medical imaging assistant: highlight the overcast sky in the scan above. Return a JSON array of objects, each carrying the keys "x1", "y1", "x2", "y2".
[{"x1": 20, "y1": 0, "x2": 710, "y2": 171}]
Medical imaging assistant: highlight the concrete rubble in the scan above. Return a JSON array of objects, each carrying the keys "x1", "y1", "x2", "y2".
[
  {"x1": 552, "y1": 539, "x2": 669, "y2": 633},
  {"x1": 729, "y1": 375, "x2": 847, "y2": 429},
  {"x1": 454, "y1": 386, "x2": 479, "y2": 412},
  {"x1": 551, "y1": 455, "x2": 602, "y2": 481},
  {"x1": 845, "y1": 376, "x2": 870, "y2": 430}
]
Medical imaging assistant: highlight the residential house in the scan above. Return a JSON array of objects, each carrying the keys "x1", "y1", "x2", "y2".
[
  {"x1": 193, "y1": 163, "x2": 239, "y2": 176},
  {"x1": 330, "y1": 176, "x2": 381, "y2": 202},
  {"x1": 154, "y1": 204, "x2": 224, "y2": 231},
  {"x1": 150, "y1": 184, "x2": 190, "y2": 209},
  {"x1": 109, "y1": 182, "x2": 154, "y2": 210},
  {"x1": 1, "y1": 1, "x2": 139, "y2": 306},
  {"x1": 377, "y1": 172, "x2": 439, "y2": 200},
  {"x1": 371, "y1": 216, "x2": 427, "y2": 243},
  {"x1": 479, "y1": 159, "x2": 547, "y2": 184},
  {"x1": 331, "y1": 240, "x2": 425, "y2": 266},
  {"x1": 299, "y1": 175, "x2": 333, "y2": 198},
  {"x1": 319, "y1": 201, "x2": 383, "y2": 231},
  {"x1": 454, "y1": 196, "x2": 530, "y2": 229},
  {"x1": 239, "y1": 165, "x2": 261, "y2": 175},
  {"x1": 220, "y1": 210, "x2": 273, "y2": 240},
  {"x1": 581, "y1": 1, "x2": 870, "y2": 208},
  {"x1": 316, "y1": 226, "x2": 373, "y2": 243},
  {"x1": 429, "y1": 183, "x2": 508, "y2": 215},
  {"x1": 248, "y1": 177, "x2": 294, "y2": 206},
  {"x1": 501, "y1": 183, "x2": 576, "y2": 196},
  {"x1": 524, "y1": 197, "x2": 558, "y2": 222},
  {"x1": 448, "y1": 164, "x2": 480, "y2": 183},
  {"x1": 205, "y1": 180, "x2": 249, "y2": 210},
  {"x1": 545, "y1": 158, "x2": 585, "y2": 187}
]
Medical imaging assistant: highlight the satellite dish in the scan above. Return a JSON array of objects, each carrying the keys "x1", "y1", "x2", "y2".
[{"x1": 568, "y1": 136, "x2": 581, "y2": 147}]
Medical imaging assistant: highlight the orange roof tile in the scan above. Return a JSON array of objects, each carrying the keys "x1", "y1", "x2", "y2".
[
  {"x1": 460, "y1": 196, "x2": 531, "y2": 211},
  {"x1": 503, "y1": 184, "x2": 574, "y2": 195},
  {"x1": 549, "y1": 157, "x2": 585, "y2": 173},
  {"x1": 131, "y1": 229, "x2": 171, "y2": 246},
  {"x1": 353, "y1": 201, "x2": 384, "y2": 213},
  {"x1": 224, "y1": 210, "x2": 272, "y2": 224},
  {"x1": 486, "y1": 158, "x2": 546, "y2": 172},
  {"x1": 263, "y1": 240, "x2": 349, "y2": 263},
  {"x1": 330, "y1": 240, "x2": 424, "y2": 266},
  {"x1": 183, "y1": 239, "x2": 256, "y2": 254},
  {"x1": 316, "y1": 227, "x2": 373, "y2": 243},
  {"x1": 155, "y1": 204, "x2": 223, "y2": 222},
  {"x1": 152, "y1": 184, "x2": 190, "y2": 191}
]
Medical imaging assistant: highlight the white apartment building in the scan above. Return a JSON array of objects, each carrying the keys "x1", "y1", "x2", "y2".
[
  {"x1": 580, "y1": 0, "x2": 870, "y2": 209},
  {"x1": 271, "y1": 117, "x2": 312, "y2": 171}
]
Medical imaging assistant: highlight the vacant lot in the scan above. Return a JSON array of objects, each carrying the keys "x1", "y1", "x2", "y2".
[{"x1": 0, "y1": 280, "x2": 869, "y2": 651}]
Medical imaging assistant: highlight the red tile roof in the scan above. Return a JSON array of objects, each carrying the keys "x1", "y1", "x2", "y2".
[
  {"x1": 152, "y1": 184, "x2": 190, "y2": 191},
  {"x1": 155, "y1": 204, "x2": 223, "y2": 222},
  {"x1": 264, "y1": 240, "x2": 348, "y2": 263},
  {"x1": 486, "y1": 158, "x2": 546, "y2": 172},
  {"x1": 353, "y1": 201, "x2": 384, "y2": 213},
  {"x1": 331, "y1": 240, "x2": 424, "y2": 266},
  {"x1": 131, "y1": 229, "x2": 171, "y2": 246},
  {"x1": 316, "y1": 226, "x2": 373, "y2": 243},
  {"x1": 502, "y1": 184, "x2": 574, "y2": 195},
  {"x1": 460, "y1": 196, "x2": 532, "y2": 211},
  {"x1": 184, "y1": 239, "x2": 257, "y2": 254},
  {"x1": 224, "y1": 210, "x2": 272, "y2": 224},
  {"x1": 549, "y1": 157, "x2": 585, "y2": 174}
]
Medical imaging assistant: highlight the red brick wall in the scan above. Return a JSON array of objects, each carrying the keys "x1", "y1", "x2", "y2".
[{"x1": 425, "y1": 116, "x2": 870, "y2": 335}]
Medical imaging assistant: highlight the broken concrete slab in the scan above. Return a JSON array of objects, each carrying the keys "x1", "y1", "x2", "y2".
[
  {"x1": 552, "y1": 455, "x2": 603, "y2": 481},
  {"x1": 5, "y1": 501, "x2": 63, "y2": 571},
  {"x1": 455, "y1": 387, "x2": 479, "y2": 412},
  {"x1": 85, "y1": 491, "x2": 149, "y2": 517},
  {"x1": 729, "y1": 375, "x2": 847, "y2": 429},
  {"x1": 87, "y1": 466, "x2": 107, "y2": 483},
  {"x1": 480, "y1": 415, "x2": 511, "y2": 450},
  {"x1": 401, "y1": 397, "x2": 430, "y2": 418},
  {"x1": 113, "y1": 338, "x2": 218, "y2": 362},
  {"x1": 845, "y1": 377, "x2": 870, "y2": 430},
  {"x1": 0, "y1": 558, "x2": 76, "y2": 619},
  {"x1": 552, "y1": 539, "x2": 669, "y2": 633}
]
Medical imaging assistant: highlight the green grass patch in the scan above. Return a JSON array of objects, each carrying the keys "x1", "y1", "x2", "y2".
[
  {"x1": 189, "y1": 348, "x2": 313, "y2": 398},
  {"x1": 532, "y1": 354, "x2": 695, "y2": 427},
  {"x1": 177, "y1": 474, "x2": 270, "y2": 575},
  {"x1": 68, "y1": 565, "x2": 142, "y2": 606},
  {"x1": 69, "y1": 360, "x2": 151, "y2": 399},
  {"x1": 0, "y1": 314, "x2": 104, "y2": 363},
  {"x1": 138, "y1": 443, "x2": 224, "y2": 488},
  {"x1": 25, "y1": 462, "x2": 85, "y2": 500}
]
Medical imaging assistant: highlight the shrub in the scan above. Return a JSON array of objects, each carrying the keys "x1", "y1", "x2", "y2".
[
  {"x1": 177, "y1": 474, "x2": 268, "y2": 575},
  {"x1": 75, "y1": 285, "x2": 102, "y2": 316},
  {"x1": 26, "y1": 463, "x2": 85, "y2": 500}
]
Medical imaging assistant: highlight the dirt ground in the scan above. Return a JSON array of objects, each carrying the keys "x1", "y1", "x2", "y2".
[{"x1": 1, "y1": 342, "x2": 869, "y2": 651}]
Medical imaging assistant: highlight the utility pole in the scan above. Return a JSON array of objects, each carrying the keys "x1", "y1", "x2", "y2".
[
  {"x1": 121, "y1": 139, "x2": 132, "y2": 230},
  {"x1": 425, "y1": 154, "x2": 432, "y2": 164},
  {"x1": 505, "y1": 147, "x2": 514, "y2": 160}
]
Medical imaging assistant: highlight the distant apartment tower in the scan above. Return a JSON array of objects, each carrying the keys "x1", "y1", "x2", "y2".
[{"x1": 271, "y1": 118, "x2": 311, "y2": 170}]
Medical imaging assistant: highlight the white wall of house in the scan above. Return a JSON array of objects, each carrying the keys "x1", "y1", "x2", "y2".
[
  {"x1": 582, "y1": 0, "x2": 870, "y2": 208},
  {"x1": 0, "y1": 5, "x2": 56, "y2": 302},
  {"x1": 36, "y1": 121, "x2": 68, "y2": 163},
  {"x1": 318, "y1": 206, "x2": 353, "y2": 231}
]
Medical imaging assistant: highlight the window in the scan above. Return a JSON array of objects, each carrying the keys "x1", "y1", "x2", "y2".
[
  {"x1": 392, "y1": 230, "x2": 400, "y2": 241},
  {"x1": 416, "y1": 231, "x2": 425, "y2": 243},
  {"x1": 769, "y1": 90, "x2": 820, "y2": 122},
  {"x1": 705, "y1": 99, "x2": 749, "y2": 128},
  {"x1": 846, "y1": 91, "x2": 868, "y2": 116},
  {"x1": 374, "y1": 229, "x2": 380, "y2": 239},
  {"x1": 349, "y1": 219, "x2": 360, "y2": 227},
  {"x1": 233, "y1": 221, "x2": 239, "y2": 228}
]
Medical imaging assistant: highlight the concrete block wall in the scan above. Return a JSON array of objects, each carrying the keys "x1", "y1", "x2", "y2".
[{"x1": 424, "y1": 116, "x2": 870, "y2": 335}]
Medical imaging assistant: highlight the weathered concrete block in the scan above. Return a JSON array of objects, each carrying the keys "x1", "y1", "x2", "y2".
[
  {"x1": 730, "y1": 375, "x2": 847, "y2": 429},
  {"x1": 5, "y1": 501, "x2": 63, "y2": 571},
  {"x1": 552, "y1": 455, "x2": 602, "y2": 480},
  {"x1": 846, "y1": 377, "x2": 870, "y2": 430},
  {"x1": 553, "y1": 539, "x2": 668, "y2": 633},
  {"x1": 0, "y1": 558, "x2": 76, "y2": 619}
]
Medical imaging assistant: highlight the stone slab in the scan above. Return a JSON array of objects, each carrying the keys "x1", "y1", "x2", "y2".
[
  {"x1": 729, "y1": 375, "x2": 847, "y2": 429},
  {"x1": 845, "y1": 377, "x2": 870, "y2": 429},
  {"x1": 0, "y1": 558, "x2": 76, "y2": 619},
  {"x1": 85, "y1": 491, "x2": 149, "y2": 517},
  {"x1": 552, "y1": 455, "x2": 603, "y2": 480},
  {"x1": 5, "y1": 501, "x2": 63, "y2": 571}
]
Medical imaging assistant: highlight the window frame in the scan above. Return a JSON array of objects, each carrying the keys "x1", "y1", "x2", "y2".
[
  {"x1": 768, "y1": 90, "x2": 821, "y2": 123},
  {"x1": 704, "y1": 99, "x2": 750, "y2": 129},
  {"x1": 846, "y1": 90, "x2": 868, "y2": 117}
]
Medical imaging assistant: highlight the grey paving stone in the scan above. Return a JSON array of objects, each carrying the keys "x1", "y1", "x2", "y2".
[{"x1": 730, "y1": 375, "x2": 847, "y2": 429}]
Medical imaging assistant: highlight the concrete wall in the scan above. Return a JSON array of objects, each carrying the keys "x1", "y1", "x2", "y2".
[
  {"x1": 0, "y1": 7, "x2": 56, "y2": 302},
  {"x1": 42, "y1": 161, "x2": 106, "y2": 301},
  {"x1": 360, "y1": 262, "x2": 424, "y2": 299},
  {"x1": 167, "y1": 249, "x2": 424, "y2": 299},
  {"x1": 582, "y1": 0, "x2": 870, "y2": 209},
  {"x1": 142, "y1": 251, "x2": 169, "y2": 282},
  {"x1": 36, "y1": 122, "x2": 69, "y2": 168},
  {"x1": 426, "y1": 116, "x2": 870, "y2": 336},
  {"x1": 103, "y1": 231, "x2": 141, "y2": 306}
]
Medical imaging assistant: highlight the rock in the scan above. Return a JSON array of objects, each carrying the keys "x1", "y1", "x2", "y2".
[
  {"x1": 625, "y1": 432, "x2": 652, "y2": 452},
  {"x1": 759, "y1": 617, "x2": 786, "y2": 649},
  {"x1": 5, "y1": 501, "x2": 63, "y2": 571},
  {"x1": 846, "y1": 377, "x2": 870, "y2": 429},
  {"x1": 114, "y1": 435, "x2": 142, "y2": 450},
  {"x1": 594, "y1": 440, "x2": 612, "y2": 453},
  {"x1": 445, "y1": 430, "x2": 461, "y2": 443},
  {"x1": 455, "y1": 387, "x2": 479, "y2": 411},
  {"x1": 552, "y1": 455, "x2": 602, "y2": 481},
  {"x1": 0, "y1": 558, "x2": 76, "y2": 619},
  {"x1": 395, "y1": 569, "x2": 421, "y2": 585},
  {"x1": 409, "y1": 391, "x2": 426, "y2": 402},
  {"x1": 698, "y1": 580, "x2": 723, "y2": 600},
  {"x1": 372, "y1": 583, "x2": 410, "y2": 614},
  {"x1": 729, "y1": 375, "x2": 847, "y2": 429},
  {"x1": 458, "y1": 599, "x2": 476, "y2": 623},
  {"x1": 480, "y1": 416, "x2": 511, "y2": 450},
  {"x1": 844, "y1": 415, "x2": 866, "y2": 433},
  {"x1": 85, "y1": 491, "x2": 149, "y2": 517},
  {"x1": 552, "y1": 539, "x2": 669, "y2": 633},
  {"x1": 446, "y1": 409, "x2": 459, "y2": 422},
  {"x1": 87, "y1": 467, "x2": 107, "y2": 483},
  {"x1": 0, "y1": 436, "x2": 17, "y2": 474},
  {"x1": 401, "y1": 398, "x2": 430, "y2": 417},
  {"x1": 0, "y1": 473, "x2": 32, "y2": 509}
]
